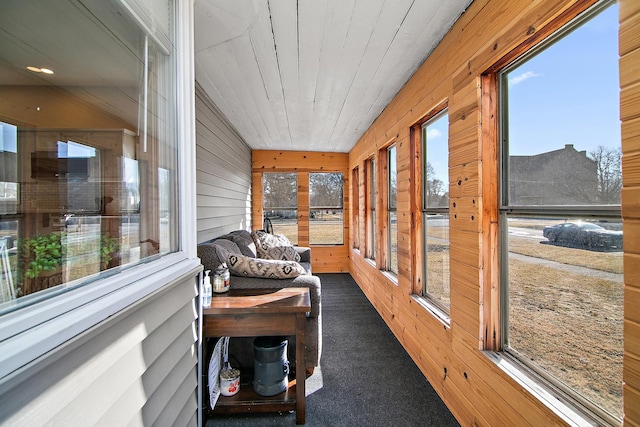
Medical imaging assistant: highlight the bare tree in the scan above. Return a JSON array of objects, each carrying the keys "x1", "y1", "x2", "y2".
[
  {"x1": 426, "y1": 162, "x2": 448, "y2": 207},
  {"x1": 263, "y1": 173, "x2": 297, "y2": 208},
  {"x1": 589, "y1": 145, "x2": 621, "y2": 204},
  {"x1": 310, "y1": 173, "x2": 343, "y2": 207}
]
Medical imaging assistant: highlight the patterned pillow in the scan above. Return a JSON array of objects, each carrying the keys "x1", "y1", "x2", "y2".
[
  {"x1": 251, "y1": 230, "x2": 295, "y2": 258},
  {"x1": 262, "y1": 245, "x2": 301, "y2": 262},
  {"x1": 227, "y1": 254, "x2": 306, "y2": 279}
]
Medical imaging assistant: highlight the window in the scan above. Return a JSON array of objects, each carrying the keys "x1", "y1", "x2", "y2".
[
  {"x1": 499, "y1": 1, "x2": 621, "y2": 422},
  {"x1": 352, "y1": 167, "x2": 360, "y2": 250},
  {"x1": 366, "y1": 158, "x2": 376, "y2": 260},
  {"x1": 309, "y1": 172, "x2": 344, "y2": 245},
  {"x1": 387, "y1": 145, "x2": 398, "y2": 274},
  {"x1": 0, "y1": 0, "x2": 179, "y2": 313},
  {"x1": 262, "y1": 172, "x2": 298, "y2": 244},
  {"x1": 422, "y1": 110, "x2": 450, "y2": 311}
]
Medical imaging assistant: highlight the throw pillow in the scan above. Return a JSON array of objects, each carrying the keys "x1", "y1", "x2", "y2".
[
  {"x1": 212, "y1": 239, "x2": 241, "y2": 267},
  {"x1": 227, "y1": 254, "x2": 306, "y2": 279},
  {"x1": 251, "y1": 230, "x2": 295, "y2": 258},
  {"x1": 226, "y1": 230, "x2": 257, "y2": 258},
  {"x1": 262, "y1": 245, "x2": 301, "y2": 262},
  {"x1": 197, "y1": 243, "x2": 225, "y2": 271}
]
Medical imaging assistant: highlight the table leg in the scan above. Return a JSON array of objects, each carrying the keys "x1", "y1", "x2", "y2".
[{"x1": 295, "y1": 312, "x2": 306, "y2": 424}]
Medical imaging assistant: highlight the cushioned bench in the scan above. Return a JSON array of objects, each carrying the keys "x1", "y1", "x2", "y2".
[{"x1": 197, "y1": 229, "x2": 321, "y2": 372}]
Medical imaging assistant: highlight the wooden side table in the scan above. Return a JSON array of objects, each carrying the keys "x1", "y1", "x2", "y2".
[{"x1": 203, "y1": 287, "x2": 311, "y2": 424}]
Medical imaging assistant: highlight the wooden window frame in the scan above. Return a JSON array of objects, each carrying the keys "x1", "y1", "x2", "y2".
[
  {"x1": 386, "y1": 144, "x2": 398, "y2": 275},
  {"x1": 351, "y1": 167, "x2": 360, "y2": 250},
  {"x1": 490, "y1": 1, "x2": 621, "y2": 424},
  {"x1": 365, "y1": 157, "x2": 376, "y2": 261},
  {"x1": 410, "y1": 100, "x2": 448, "y2": 298}
]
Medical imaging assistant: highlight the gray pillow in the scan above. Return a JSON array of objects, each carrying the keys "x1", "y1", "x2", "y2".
[
  {"x1": 227, "y1": 231, "x2": 257, "y2": 258},
  {"x1": 213, "y1": 239, "x2": 241, "y2": 267},
  {"x1": 197, "y1": 243, "x2": 225, "y2": 271},
  {"x1": 227, "y1": 254, "x2": 306, "y2": 279}
]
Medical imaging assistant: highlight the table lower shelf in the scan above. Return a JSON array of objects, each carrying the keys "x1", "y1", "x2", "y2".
[{"x1": 206, "y1": 374, "x2": 298, "y2": 416}]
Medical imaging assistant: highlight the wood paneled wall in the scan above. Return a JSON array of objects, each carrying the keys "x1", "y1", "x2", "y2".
[
  {"x1": 621, "y1": 0, "x2": 640, "y2": 424},
  {"x1": 195, "y1": 83, "x2": 253, "y2": 242},
  {"x1": 252, "y1": 150, "x2": 349, "y2": 273},
  {"x1": 349, "y1": 0, "x2": 636, "y2": 425}
]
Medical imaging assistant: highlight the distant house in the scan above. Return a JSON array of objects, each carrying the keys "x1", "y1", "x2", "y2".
[{"x1": 509, "y1": 144, "x2": 597, "y2": 205}]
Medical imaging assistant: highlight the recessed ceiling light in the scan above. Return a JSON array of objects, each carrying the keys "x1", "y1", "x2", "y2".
[{"x1": 26, "y1": 66, "x2": 54, "y2": 74}]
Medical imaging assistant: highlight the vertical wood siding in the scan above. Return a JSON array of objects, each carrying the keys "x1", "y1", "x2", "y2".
[
  {"x1": 621, "y1": 0, "x2": 640, "y2": 424},
  {"x1": 349, "y1": 0, "x2": 635, "y2": 425},
  {"x1": 252, "y1": 150, "x2": 350, "y2": 273},
  {"x1": 0, "y1": 272, "x2": 200, "y2": 426},
  {"x1": 196, "y1": 83, "x2": 253, "y2": 242}
]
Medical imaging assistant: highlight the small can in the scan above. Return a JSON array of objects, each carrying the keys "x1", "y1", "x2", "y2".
[{"x1": 219, "y1": 368, "x2": 240, "y2": 396}]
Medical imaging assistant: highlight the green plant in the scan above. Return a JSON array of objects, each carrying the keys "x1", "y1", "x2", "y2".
[
  {"x1": 20, "y1": 233, "x2": 63, "y2": 279},
  {"x1": 100, "y1": 234, "x2": 120, "y2": 270}
]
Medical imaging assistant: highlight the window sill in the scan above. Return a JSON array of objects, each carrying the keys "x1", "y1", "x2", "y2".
[
  {"x1": 411, "y1": 295, "x2": 450, "y2": 327},
  {"x1": 485, "y1": 352, "x2": 616, "y2": 427},
  {"x1": 0, "y1": 254, "x2": 202, "y2": 380},
  {"x1": 380, "y1": 269, "x2": 398, "y2": 286}
]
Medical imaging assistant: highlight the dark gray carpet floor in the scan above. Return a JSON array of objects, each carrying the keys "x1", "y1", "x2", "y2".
[{"x1": 208, "y1": 273, "x2": 460, "y2": 426}]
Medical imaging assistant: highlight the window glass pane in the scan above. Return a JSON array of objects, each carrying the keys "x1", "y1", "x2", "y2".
[
  {"x1": 501, "y1": 2, "x2": 621, "y2": 420},
  {"x1": 352, "y1": 168, "x2": 359, "y2": 249},
  {"x1": 309, "y1": 172, "x2": 343, "y2": 245},
  {"x1": 263, "y1": 173, "x2": 298, "y2": 244},
  {"x1": 423, "y1": 113, "x2": 449, "y2": 209},
  {"x1": 388, "y1": 146, "x2": 397, "y2": 273},
  {"x1": 368, "y1": 159, "x2": 376, "y2": 259},
  {"x1": 503, "y1": 4, "x2": 620, "y2": 207},
  {"x1": 388, "y1": 146, "x2": 397, "y2": 209},
  {"x1": 424, "y1": 214, "x2": 450, "y2": 310},
  {"x1": 389, "y1": 211, "x2": 397, "y2": 273},
  {"x1": 0, "y1": 0, "x2": 178, "y2": 312},
  {"x1": 506, "y1": 216, "x2": 622, "y2": 418}
]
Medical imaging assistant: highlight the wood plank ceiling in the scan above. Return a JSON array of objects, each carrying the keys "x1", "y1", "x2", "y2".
[{"x1": 194, "y1": 0, "x2": 473, "y2": 153}]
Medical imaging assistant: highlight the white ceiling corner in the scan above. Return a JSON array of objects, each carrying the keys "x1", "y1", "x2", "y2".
[{"x1": 194, "y1": 0, "x2": 473, "y2": 153}]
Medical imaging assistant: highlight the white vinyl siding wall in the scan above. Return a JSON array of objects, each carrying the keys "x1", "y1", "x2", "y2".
[
  {"x1": 196, "y1": 83, "x2": 253, "y2": 242},
  {"x1": 0, "y1": 270, "x2": 200, "y2": 426}
]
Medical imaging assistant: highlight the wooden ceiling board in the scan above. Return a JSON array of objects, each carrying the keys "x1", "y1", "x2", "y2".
[
  {"x1": 194, "y1": 0, "x2": 473, "y2": 153},
  {"x1": 317, "y1": 0, "x2": 388, "y2": 151},
  {"x1": 247, "y1": 4, "x2": 291, "y2": 148}
]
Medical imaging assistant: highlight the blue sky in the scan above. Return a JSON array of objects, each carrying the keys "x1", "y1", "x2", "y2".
[
  {"x1": 505, "y1": 2, "x2": 619, "y2": 156},
  {"x1": 426, "y1": 1, "x2": 619, "y2": 182}
]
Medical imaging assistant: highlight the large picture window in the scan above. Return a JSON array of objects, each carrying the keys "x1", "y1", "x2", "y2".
[
  {"x1": 499, "y1": 1, "x2": 622, "y2": 422},
  {"x1": 309, "y1": 172, "x2": 344, "y2": 245},
  {"x1": 262, "y1": 172, "x2": 298, "y2": 244},
  {"x1": 0, "y1": 0, "x2": 179, "y2": 313},
  {"x1": 422, "y1": 110, "x2": 450, "y2": 312}
]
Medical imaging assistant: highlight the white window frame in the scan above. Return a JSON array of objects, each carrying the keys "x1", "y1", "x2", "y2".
[{"x1": 0, "y1": 0, "x2": 199, "y2": 380}]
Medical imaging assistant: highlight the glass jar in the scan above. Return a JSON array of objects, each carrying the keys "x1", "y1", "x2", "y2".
[{"x1": 212, "y1": 267, "x2": 230, "y2": 293}]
